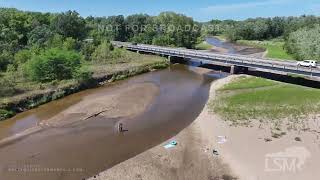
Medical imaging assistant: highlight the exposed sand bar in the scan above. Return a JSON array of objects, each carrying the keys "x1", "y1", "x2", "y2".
[{"x1": 0, "y1": 83, "x2": 159, "y2": 147}]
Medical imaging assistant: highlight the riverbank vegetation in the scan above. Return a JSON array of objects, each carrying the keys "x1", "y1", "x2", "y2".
[
  {"x1": 195, "y1": 41, "x2": 213, "y2": 50},
  {"x1": 212, "y1": 76, "x2": 320, "y2": 126},
  {"x1": 204, "y1": 16, "x2": 320, "y2": 61},
  {"x1": 0, "y1": 53, "x2": 167, "y2": 121},
  {"x1": 285, "y1": 25, "x2": 320, "y2": 60}
]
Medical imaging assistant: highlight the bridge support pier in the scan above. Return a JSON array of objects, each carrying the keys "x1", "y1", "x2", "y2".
[
  {"x1": 230, "y1": 65, "x2": 248, "y2": 74},
  {"x1": 230, "y1": 65, "x2": 236, "y2": 74},
  {"x1": 168, "y1": 56, "x2": 186, "y2": 64},
  {"x1": 136, "y1": 50, "x2": 140, "y2": 54}
]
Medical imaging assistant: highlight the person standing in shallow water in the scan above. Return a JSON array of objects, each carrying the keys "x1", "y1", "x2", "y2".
[
  {"x1": 118, "y1": 123, "x2": 123, "y2": 132},
  {"x1": 118, "y1": 123, "x2": 128, "y2": 133}
]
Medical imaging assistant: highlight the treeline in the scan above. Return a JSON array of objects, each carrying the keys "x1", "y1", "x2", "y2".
[
  {"x1": 0, "y1": 8, "x2": 200, "y2": 88},
  {"x1": 86, "y1": 12, "x2": 200, "y2": 47},
  {"x1": 205, "y1": 15, "x2": 320, "y2": 60}
]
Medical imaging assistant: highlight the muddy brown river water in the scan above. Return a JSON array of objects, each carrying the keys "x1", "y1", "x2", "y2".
[{"x1": 0, "y1": 64, "x2": 225, "y2": 180}]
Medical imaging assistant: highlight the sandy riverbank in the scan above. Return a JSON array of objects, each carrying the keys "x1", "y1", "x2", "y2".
[
  {"x1": 209, "y1": 46, "x2": 229, "y2": 54},
  {"x1": 89, "y1": 75, "x2": 320, "y2": 180},
  {"x1": 38, "y1": 82, "x2": 159, "y2": 127},
  {"x1": 207, "y1": 37, "x2": 266, "y2": 58}
]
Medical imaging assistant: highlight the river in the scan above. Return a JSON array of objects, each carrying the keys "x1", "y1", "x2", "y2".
[
  {"x1": 206, "y1": 37, "x2": 237, "y2": 54},
  {"x1": 0, "y1": 64, "x2": 226, "y2": 180},
  {"x1": 205, "y1": 37, "x2": 265, "y2": 56}
]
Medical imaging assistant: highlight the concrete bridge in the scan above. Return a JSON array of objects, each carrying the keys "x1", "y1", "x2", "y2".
[{"x1": 112, "y1": 41, "x2": 320, "y2": 80}]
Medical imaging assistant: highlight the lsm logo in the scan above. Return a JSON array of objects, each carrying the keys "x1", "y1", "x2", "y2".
[{"x1": 265, "y1": 146, "x2": 311, "y2": 173}]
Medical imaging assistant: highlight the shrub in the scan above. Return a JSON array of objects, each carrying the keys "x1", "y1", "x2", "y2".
[
  {"x1": 14, "y1": 49, "x2": 32, "y2": 66},
  {"x1": 25, "y1": 48, "x2": 82, "y2": 82},
  {"x1": 0, "y1": 51, "x2": 13, "y2": 71},
  {"x1": 63, "y1": 37, "x2": 78, "y2": 50},
  {"x1": 0, "y1": 109, "x2": 14, "y2": 121},
  {"x1": 0, "y1": 75, "x2": 16, "y2": 97},
  {"x1": 111, "y1": 48, "x2": 125, "y2": 59},
  {"x1": 73, "y1": 65, "x2": 93, "y2": 83},
  {"x1": 91, "y1": 41, "x2": 114, "y2": 63},
  {"x1": 81, "y1": 42, "x2": 96, "y2": 61}
]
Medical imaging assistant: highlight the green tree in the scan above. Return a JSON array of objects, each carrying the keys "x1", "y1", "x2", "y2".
[
  {"x1": 126, "y1": 14, "x2": 151, "y2": 40},
  {"x1": 0, "y1": 8, "x2": 32, "y2": 47},
  {"x1": 27, "y1": 25, "x2": 53, "y2": 47},
  {"x1": 152, "y1": 35, "x2": 173, "y2": 46},
  {"x1": 25, "y1": 48, "x2": 82, "y2": 82},
  {"x1": 105, "y1": 15, "x2": 127, "y2": 41},
  {"x1": 51, "y1": 10, "x2": 87, "y2": 40},
  {"x1": 286, "y1": 25, "x2": 320, "y2": 60},
  {"x1": 153, "y1": 12, "x2": 200, "y2": 48}
]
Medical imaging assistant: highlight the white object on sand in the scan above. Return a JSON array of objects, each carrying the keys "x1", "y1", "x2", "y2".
[
  {"x1": 164, "y1": 141, "x2": 178, "y2": 149},
  {"x1": 217, "y1": 136, "x2": 227, "y2": 144}
]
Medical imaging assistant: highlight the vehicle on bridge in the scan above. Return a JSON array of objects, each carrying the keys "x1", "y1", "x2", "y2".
[{"x1": 297, "y1": 60, "x2": 317, "y2": 68}]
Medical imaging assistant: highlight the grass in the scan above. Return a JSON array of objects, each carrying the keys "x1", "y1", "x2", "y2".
[
  {"x1": 87, "y1": 52, "x2": 167, "y2": 78},
  {"x1": 220, "y1": 76, "x2": 277, "y2": 91},
  {"x1": 214, "y1": 35, "x2": 227, "y2": 41},
  {"x1": 211, "y1": 76, "x2": 320, "y2": 125},
  {"x1": 195, "y1": 41, "x2": 213, "y2": 50},
  {"x1": 237, "y1": 39, "x2": 295, "y2": 60}
]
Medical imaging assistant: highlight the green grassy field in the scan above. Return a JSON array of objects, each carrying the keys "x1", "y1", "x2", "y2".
[
  {"x1": 237, "y1": 39, "x2": 295, "y2": 60},
  {"x1": 220, "y1": 76, "x2": 277, "y2": 91},
  {"x1": 212, "y1": 76, "x2": 320, "y2": 125},
  {"x1": 195, "y1": 41, "x2": 213, "y2": 50}
]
